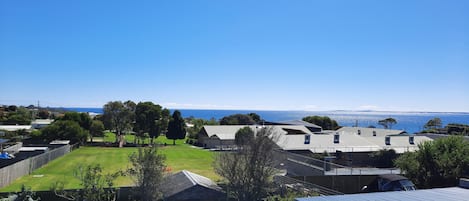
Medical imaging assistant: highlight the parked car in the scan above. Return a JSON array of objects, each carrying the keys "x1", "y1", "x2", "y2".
[{"x1": 362, "y1": 174, "x2": 416, "y2": 192}]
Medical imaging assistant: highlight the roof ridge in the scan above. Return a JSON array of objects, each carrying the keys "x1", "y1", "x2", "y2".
[{"x1": 181, "y1": 170, "x2": 197, "y2": 186}]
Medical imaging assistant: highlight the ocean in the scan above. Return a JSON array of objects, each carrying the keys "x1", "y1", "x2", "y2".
[{"x1": 65, "y1": 108, "x2": 469, "y2": 134}]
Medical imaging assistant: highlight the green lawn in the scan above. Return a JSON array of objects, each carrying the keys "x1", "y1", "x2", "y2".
[{"x1": 1, "y1": 137, "x2": 217, "y2": 192}]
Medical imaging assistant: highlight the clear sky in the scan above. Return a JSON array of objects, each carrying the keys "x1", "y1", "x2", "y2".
[{"x1": 1, "y1": 0, "x2": 468, "y2": 112}]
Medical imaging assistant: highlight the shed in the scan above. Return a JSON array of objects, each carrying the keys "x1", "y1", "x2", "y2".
[{"x1": 162, "y1": 170, "x2": 225, "y2": 201}]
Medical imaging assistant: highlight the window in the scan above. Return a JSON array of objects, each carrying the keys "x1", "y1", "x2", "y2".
[
  {"x1": 409, "y1": 136, "x2": 414, "y2": 145},
  {"x1": 334, "y1": 133, "x2": 340, "y2": 143},
  {"x1": 373, "y1": 131, "x2": 377, "y2": 136},
  {"x1": 357, "y1": 129, "x2": 361, "y2": 135},
  {"x1": 385, "y1": 136, "x2": 391, "y2": 145},
  {"x1": 304, "y1": 134, "x2": 310, "y2": 144}
]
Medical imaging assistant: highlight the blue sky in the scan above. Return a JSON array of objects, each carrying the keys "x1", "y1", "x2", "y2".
[{"x1": 1, "y1": 0, "x2": 468, "y2": 112}]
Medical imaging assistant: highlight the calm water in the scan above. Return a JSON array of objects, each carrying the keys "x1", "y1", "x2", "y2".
[{"x1": 66, "y1": 108, "x2": 469, "y2": 134}]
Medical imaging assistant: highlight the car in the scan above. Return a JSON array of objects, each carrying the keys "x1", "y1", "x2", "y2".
[{"x1": 362, "y1": 174, "x2": 416, "y2": 192}]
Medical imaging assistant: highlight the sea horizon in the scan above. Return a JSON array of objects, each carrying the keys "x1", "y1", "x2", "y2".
[{"x1": 63, "y1": 107, "x2": 469, "y2": 134}]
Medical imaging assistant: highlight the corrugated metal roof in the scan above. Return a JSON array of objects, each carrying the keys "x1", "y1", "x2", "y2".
[
  {"x1": 295, "y1": 187, "x2": 469, "y2": 201},
  {"x1": 0, "y1": 125, "x2": 32, "y2": 131},
  {"x1": 279, "y1": 120, "x2": 322, "y2": 129},
  {"x1": 337, "y1": 127, "x2": 406, "y2": 137},
  {"x1": 161, "y1": 170, "x2": 221, "y2": 198}
]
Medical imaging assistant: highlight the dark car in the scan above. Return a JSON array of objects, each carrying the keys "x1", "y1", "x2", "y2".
[{"x1": 362, "y1": 174, "x2": 416, "y2": 192}]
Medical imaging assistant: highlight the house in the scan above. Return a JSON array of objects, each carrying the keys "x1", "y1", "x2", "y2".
[
  {"x1": 161, "y1": 170, "x2": 225, "y2": 201},
  {"x1": 31, "y1": 119, "x2": 54, "y2": 129},
  {"x1": 197, "y1": 125, "x2": 314, "y2": 149},
  {"x1": 0, "y1": 125, "x2": 32, "y2": 132}
]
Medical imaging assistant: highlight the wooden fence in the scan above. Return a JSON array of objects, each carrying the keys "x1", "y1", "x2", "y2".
[{"x1": 0, "y1": 144, "x2": 71, "y2": 188}]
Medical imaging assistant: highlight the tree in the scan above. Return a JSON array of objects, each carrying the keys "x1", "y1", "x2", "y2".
[
  {"x1": 424, "y1": 117, "x2": 442, "y2": 130},
  {"x1": 220, "y1": 114, "x2": 256, "y2": 125},
  {"x1": 214, "y1": 127, "x2": 278, "y2": 201},
  {"x1": 167, "y1": 110, "x2": 186, "y2": 145},
  {"x1": 135, "y1": 102, "x2": 163, "y2": 145},
  {"x1": 445, "y1": 123, "x2": 469, "y2": 135},
  {"x1": 302, "y1": 116, "x2": 339, "y2": 130},
  {"x1": 5, "y1": 107, "x2": 32, "y2": 125},
  {"x1": 248, "y1": 113, "x2": 263, "y2": 124},
  {"x1": 41, "y1": 120, "x2": 89, "y2": 144},
  {"x1": 128, "y1": 146, "x2": 166, "y2": 201},
  {"x1": 0, "y1": 185, "x2": 41, "y2": 201},
  {"x1": 60, "y1": 112, "x2": 92, "y2": 131},
  {"x1": 378, "y1": 118, "x2": 397, "y2": 129},
  {"x1": 89, "y1": 120, "x2": 105, "y2": 143},
  {"x1": 103, "y1": 101, "x2": 134, "y2": 147},
  {"x1": 235, "y1": 127, "x2": 254, "y2": 146},
  {"x1": 51, "y1": 164, "x2": 121, "y2": 201},
  {"x1": 37, "y1": 110, "x2": 50, "y2": 119},
  {"x1": 394, "y1": 136, "x2": 469, "y2": 188}
]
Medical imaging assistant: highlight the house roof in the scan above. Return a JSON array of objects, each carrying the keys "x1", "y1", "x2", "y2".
[
  {"x1": 278, "y1": 120, "x2": 322, "y2": 129},
  {"x1": 0, "y1": 125, "x2": 32, "y2": 132},
  {"x1": 202, "y1": 125, "x2": 313, "y2": 140},
  {"x1": 336, "y1": 127, "x2": 406, "y2": 137},
  {"x1": 277, "y1": 131, "x2": 381, "y2": 153},
  {"x1": 162, "y1": 170, "x2": 222, "y2": 198},
  {"x1": 31, "y1": 119, "x2": 54, "y2": 125},
  {"x1": 295, "y1": 187, "x2": 469, "y2": 201}
]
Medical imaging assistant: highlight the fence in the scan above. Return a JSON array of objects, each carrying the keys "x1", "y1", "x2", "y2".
[{"x1": 0, "y1": 144, "x2": 71, "y2": 188}]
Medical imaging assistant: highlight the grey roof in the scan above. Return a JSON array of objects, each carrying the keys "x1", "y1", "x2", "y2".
[
  {"x1": 0, "y1": 125, "x2": 32, "y2": 132},
  {"x1": 162, "y1": 170, "x2": 222, "y2": 198},
  {"x1": 202, "y1": 125, "x2": 313, "y2": 140},
  {"x1": 279, "y1": 120, "x2": 322, "y2": 129},
  {"x1": 0, "y1": 138, "x2": 9, "y2": 144},
  {"x1": 295, "y1": 187, "x2": 469, "y2": 201},
  {"x1": 336, "y1": 127, "x2": 406, "y2": 137}
]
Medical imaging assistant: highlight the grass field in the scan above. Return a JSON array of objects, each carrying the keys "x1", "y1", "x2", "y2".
[{"x1": 0, "y1": 136, "x2": 218, "y2": 192}]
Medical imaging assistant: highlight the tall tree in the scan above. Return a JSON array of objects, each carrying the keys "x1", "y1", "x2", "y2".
[
  {"x1": 41, "y1": 120, "x2": 89, "y2": 144},
  {"x1": 167, "y1": 110, "x2": 186, "y2": 145},
  {"x1": 103, "y1": 101, "x2": 134, "y2": 147},
  {"x1": 395, "y1": 136, "x2": 469, "y2": 188},
  {"x1": 424, "y1": 117, "x2": 442, "y2": 130},
  {"x1": 135, "y1": 102, "x2": 163, "y2": 145},
  {"x1": 378, "y1": 117, "x2": 397, "y2": 129},
  {"x1": 235, "y1": 127, "x2": 254, "y2": 146},
  {"x1": 214, "y1": 127, "x2": 277, "y2": 201},
  {"x1": 60, "y1": 112, "x2": 92, "y2": 131},
  {"x1": 89, "y1": 120, "x2": 105, "y2": 143},
  {"x1": 302, "y1": 116, "x2": 339, "y2": 130},
  {"x1": 128, "y1": 146, "x2": 166, "y2": 201}
]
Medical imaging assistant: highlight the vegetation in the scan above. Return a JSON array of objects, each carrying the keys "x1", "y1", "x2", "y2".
[
  {"x1": 369, "y1": 149, "x2": 397, "y2": 168},
  {"x1": 134, "y1": 102, "x2": 160, "y2": 144},
  {"x1": 1, "y1": 137, "x2": 216, "y2": 192},
  {"x1": 446, "y1": 123, "x2": 469, "y2": 135},
  {"x1": 103, "y1": 101, "x2": 135, "y2": 147},
  {"x1": 235, "y1": 126, "x2": 254, "y2": 146},
  {"x1": 186, "y1": 117, "x2": 218, "y2": 139},
  {"x1": 302, "y1": 116, "x2": 339, "y2": 130},
  {"x1": 0, "y1": 106, "x2": 32, "y2": 125},
  {"x1": 214, "y1": 127, "x2": 277, "y2": 201},
  {"x1": 220, "y1": 113, "x2": 257, "y2": 125},
  {"x1": 51, "y1": 164, "x2": 121, "y2": 201},
  {"x1": 128, "y1": 146, "x2": 166, "y2": 201},
  {"x1": 394, "y1": 136, "x2": 469, "y2": 188},
  {"x1": 378, "y1": 117, "x2": 397, "y2": 129},
  {"x1": 40, "y1": 120, "x2": 89, "y2": 144},
  {"x1": 167, "y1": 110, "x2": 186, "y2": 145},
  {"x1": 424, "y1": 117, "x2": 442, "y2": 130},
  {"x1": 89, "y1": 120, "x2": 105, "y2": 142}
]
